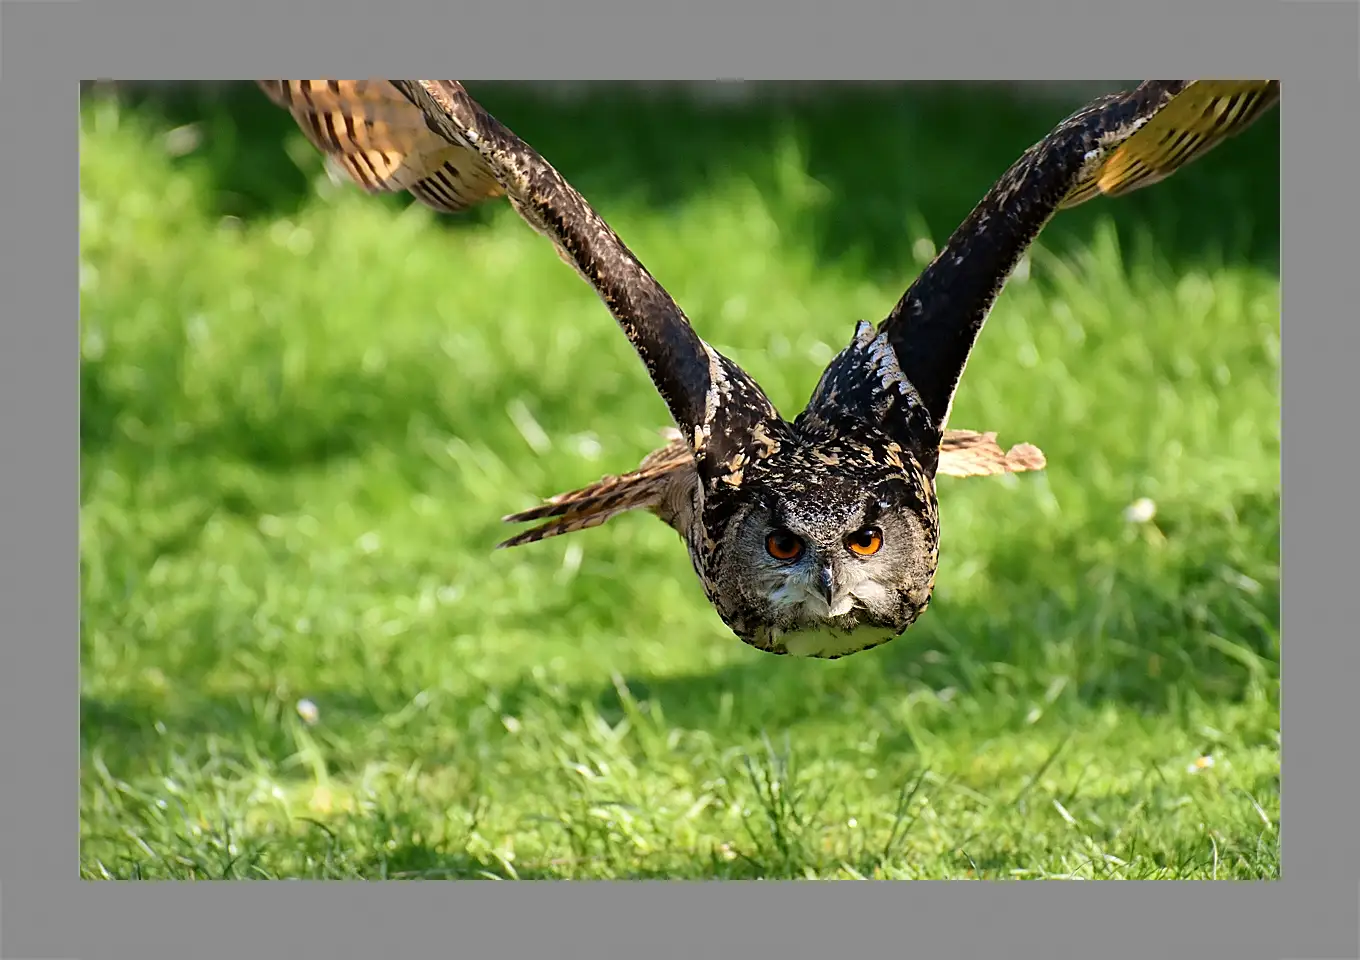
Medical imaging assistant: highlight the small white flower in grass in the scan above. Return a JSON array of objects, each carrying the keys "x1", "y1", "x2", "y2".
[
  {"x1": 1123, "y1": 497, "x2": 1157, "y2": 524},
  {"x1": 296, "y1": 698, "x2": 320, "y2": 726}
]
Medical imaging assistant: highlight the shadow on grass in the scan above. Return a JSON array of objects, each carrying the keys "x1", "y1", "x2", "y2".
[
  {"x1": 84, "y1": 511, "x2": 1277, "y2": 787},
  {"x1": 79, "y1": 493, "x2": 1279, "y2": 761},
  {"x1": 80, "y1": 349, "x2": 450, "y2": 478},
  {"x1": 86, "y1": 80, "x2": 1280, "y2": 282},
  {"x1": 81, "y1": 687, "x2": 394, "y2": 775},
  {"x1": 511, "y1": 579, "x2": 1277, "y2": 750}
]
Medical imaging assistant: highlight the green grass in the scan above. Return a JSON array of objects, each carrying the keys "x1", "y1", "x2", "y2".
[{"x1": 79, "y1": 83, "x2": 1280, "y2": 880}]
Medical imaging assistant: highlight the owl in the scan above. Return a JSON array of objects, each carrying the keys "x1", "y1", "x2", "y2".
[{"x1": 260, "y1": 79, "x2": 1278, "y2": 659}]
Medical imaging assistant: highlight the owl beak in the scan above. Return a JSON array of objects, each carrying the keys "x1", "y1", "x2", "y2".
[{"x1": 817, "y1": 565, "x2": 835, "y2": 606}]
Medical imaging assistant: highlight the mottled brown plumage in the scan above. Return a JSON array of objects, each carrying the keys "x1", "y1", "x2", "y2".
[
  {"x1": 261, "y1": 79, "x2": 1277, "y2": 659},
  {"x1": 257, "y1": 80, "x2": 503, "y2": 213},
  {"x1": 499, "y1": 427, "x2": 1046, "y2": 549}
]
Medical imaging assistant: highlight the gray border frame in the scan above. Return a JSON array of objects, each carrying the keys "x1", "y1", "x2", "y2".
[{"x1": 13, "y1": 0, "x2": 1348, "y2": 953}]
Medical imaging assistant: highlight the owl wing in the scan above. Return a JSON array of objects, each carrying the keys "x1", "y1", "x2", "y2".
[
  {"x1": 257, "y1": 80, "x2": 503, "y2": 213},
  {"x1": 498, "y1": 424, "x2": 1044, "y2": 548},
  {"x1": 497, "y1": 430, "x2": 694, "y2": 548},
  {"x1": 260, "y1": 79, "x2": 786, "y2": 490},
  {"x1": 1059, "y1": 81, "x2": 1281, "y2": 208},
  {"x1": 873, "y1": 80, "x2": 1278, "y2": 440},
  {"x1": 935, "y1": 429, "x2": 1047, "y2": 477},
  {"x1": 381, "y1": 81, "x2": 787, "y2": 489}
]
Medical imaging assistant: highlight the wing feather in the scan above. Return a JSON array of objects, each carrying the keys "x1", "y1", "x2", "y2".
[
  {"x1": 387, "y1": 81, "x2": 785, "y2": 488},
  {"x1": 878, "y1": 80, "x2": 1278, "y2": 438},
  {"x1": 257, "y1": 80, "x2": 503, "y2": 214},
  {"x1": 499, "y1": 425, "x2": 1045, "y2": 548},
  {"x1": 1061, "y1": 80, "x2": 1280, "y2": 208}
]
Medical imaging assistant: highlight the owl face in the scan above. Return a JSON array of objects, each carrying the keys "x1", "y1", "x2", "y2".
[{"x1": 704, "y1": 443, "x2": 939, "y2": 659}]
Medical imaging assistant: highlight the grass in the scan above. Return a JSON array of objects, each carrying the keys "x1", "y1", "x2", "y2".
[{"x1": 79, "y1": 82, "x2": 1280, "y2": 880}]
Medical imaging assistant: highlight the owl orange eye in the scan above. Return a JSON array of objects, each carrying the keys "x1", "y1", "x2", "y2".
[
  {"x1": 765, "y1": 529, "x2": 805, "y2": 561},
  {"x1": 846, "y1": 526, "x2": 883, "y2": 557}
]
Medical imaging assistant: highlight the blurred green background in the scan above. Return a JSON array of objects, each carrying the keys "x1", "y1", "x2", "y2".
[{"x1": 79, "y1": 81, "x2": 1280, "y2": 880}]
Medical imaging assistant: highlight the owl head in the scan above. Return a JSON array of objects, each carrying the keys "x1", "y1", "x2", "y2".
[{"x1": 702, "y1": 437, "x2": 940, "y2": 659}]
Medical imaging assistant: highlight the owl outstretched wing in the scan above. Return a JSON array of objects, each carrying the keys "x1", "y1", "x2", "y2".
[
  {"x1": 855, "y1": 80, "x2": 1278, "y2": 450},
  {"x1": 385, "y1": 81, "x2": 788, "y2": 490},
  {"x1": 260, "y1": 79, "x2": 786, "y2": 490},
  {"x1": 261, "y1": 79, "x2": 1054, "y2": 556},
  {"x1": 498, "y1": 425, "x2": 1045, "y2": 548},
  {"x1": 1059, "y1": 81, "x2": 1281, "y2": 208},
  {"x1": 257, "y1": 80, "x2": 503, "y2": 214}
]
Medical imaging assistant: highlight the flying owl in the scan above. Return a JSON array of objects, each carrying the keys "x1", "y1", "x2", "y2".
[{"x1": 259, "y1": 79, "x2": 1278, "y2": 659}]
